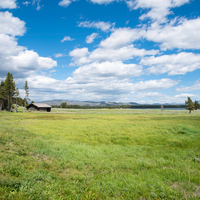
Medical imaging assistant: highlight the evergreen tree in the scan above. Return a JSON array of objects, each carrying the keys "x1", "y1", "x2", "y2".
[
  {"x1": 61, "y1": 102, "x2": 67, "y2": 108},
  {"x1": 24, "y1": 81, "x2": 29, "y2": 112},
  {"x1": 194, "y1": 100, "x2": 200, "y2": 110},
  {"x1": 14, "y1": 87, "x2": 20, "y2": 112},
  {"x1": 185, "y1": 97, "x2": 195, "y2": 113},
  {"x1": 0, "y1": 81, "x2": 6, "y2": 110},
  {"x1": 4, "y1": 72, "x2": 15, "y2": 111}
]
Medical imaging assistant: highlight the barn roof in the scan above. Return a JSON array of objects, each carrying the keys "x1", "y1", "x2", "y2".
[{"x1": 31, "y1": 103, "x2": 51, "y2": 108}]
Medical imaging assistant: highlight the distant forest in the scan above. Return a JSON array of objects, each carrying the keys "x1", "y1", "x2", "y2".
[{"x1": 52, "y1": 103, "x2": 185, "y2": 109}]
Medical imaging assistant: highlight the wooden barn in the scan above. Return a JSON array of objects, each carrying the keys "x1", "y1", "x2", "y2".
[{"x1": 27, "y1": 103, "x2": 51, "y2": 112}]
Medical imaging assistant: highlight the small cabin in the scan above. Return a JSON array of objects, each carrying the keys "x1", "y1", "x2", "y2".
[{"x1": 27, "y1": 103, "x2": 51, "y2": 112}]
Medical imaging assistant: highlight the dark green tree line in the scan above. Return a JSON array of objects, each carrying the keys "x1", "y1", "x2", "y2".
[{"x1": 0, "y1": 72, "x2": 30, "y2": 111}]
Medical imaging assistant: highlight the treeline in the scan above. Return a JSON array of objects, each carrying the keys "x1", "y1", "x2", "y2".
[
  {"x1": 185, "y1": 97, "x2": 200, "y2": 113},
  {"x1": 52, "y1": 103, "x2": 186, "y2": 109},
  {"x1": 0, "y1": 72, "x2": 30, "y2": 111}
]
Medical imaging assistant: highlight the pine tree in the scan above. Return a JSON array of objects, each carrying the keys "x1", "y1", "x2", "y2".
[
  {"x1": 194, "y1": 100, "x2": 200, "y2": 110},
  {"x1": 24, "y1": 81, "x2": 29, "y2": 112},
  {"x1": 185, "y1": 97, "x2": 195, "y2": 113},
  {"x1": 4, "y1": 72, "x2": 15, "y2": 111},
  {"x1": 14, "y1": 87, "x2": 20, "y2": 112},
  {"x1": 0, "y1": 81, "x2": 6, "y2": 110}
]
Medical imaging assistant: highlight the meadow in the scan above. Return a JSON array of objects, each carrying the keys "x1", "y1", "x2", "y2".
[{"x1": 0, "y1": 109, "x2": 200, "y2": 199}]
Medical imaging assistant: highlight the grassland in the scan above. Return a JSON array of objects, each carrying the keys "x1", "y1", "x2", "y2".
[{"x1": 0, "y1": 109, "x2": 200, "y2": 199}]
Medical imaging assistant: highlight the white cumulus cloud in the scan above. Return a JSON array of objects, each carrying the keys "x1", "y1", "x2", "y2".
[
  {"x1": 100, "y1": 27, "x2": 144, "y2": 49},
  {"x1": 145, "y1": 17, "x2": 200, "y2": 50},
  {"x1": 126, "y1": 0, "x2": 190, "y2": 22},
  {"x1": 73, "y1": 61, "x2": 143, "y2": 79},
  {"x1": 54, "y1": 53, "x2": 65, "y2": 58},
  {"x1": 0, "y1": 0, "x2": 17, "y2": 9},
  {"x1": 69, "y1": 48, "x2": 89, "y2": 58},
  {"x1": 176, "y1": 80, "x2": 200, "y2": 92},
  {"x1": 0, "y1": 12, "x2": 26, "y2": 36},
  {"x1": 17, "y1": 73, "x2": 178, "y2": 102},
  {"x1": 59, "y1": 0, "x2": 77, "y2": 7},
  {"x1": 135, "y1": 92, "x2": 197, "y2": 104},
  {"x1": 131, "y1": 78, "x2": 179, "y2": 92},
  {"x1": 140, "y1": 52, "x2": 200, "y2": 75},
  {"x1": 69, "y1": 45, "x2": 158, "y2": 66},
  {"x1": 86, "y1": 33, "x2": 98, "y2": 43},
  {"x1": 99, "y1": 16, "x2": 200, "y2": 51},
  {"x1": 78, "y1": 21, "x2": 115, "y2": 32},
  {"x1": 0, "y1": 11, "x2": 57, "y2": 79}
]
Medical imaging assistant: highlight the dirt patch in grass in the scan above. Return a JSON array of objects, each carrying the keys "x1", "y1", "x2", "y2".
[
  {"x1": 171, "y1": 182, "x2": 179, "y2": 188},
  {"x1": 30, "y1": 152, "x2": 52, "y2": 161}
]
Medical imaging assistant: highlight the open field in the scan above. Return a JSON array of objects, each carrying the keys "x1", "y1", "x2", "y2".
[{"x1": 0, "y1": 109, "x2": 200, "y2": 199}]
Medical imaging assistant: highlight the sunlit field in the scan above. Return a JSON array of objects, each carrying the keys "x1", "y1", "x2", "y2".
[{"x1": 0, "y1": 109, "x2": 200, "y2": 199}]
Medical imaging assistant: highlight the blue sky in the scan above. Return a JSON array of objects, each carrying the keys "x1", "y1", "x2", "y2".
[{"x1": 0, "y1": 0, "x2": 200, "y2": 103}]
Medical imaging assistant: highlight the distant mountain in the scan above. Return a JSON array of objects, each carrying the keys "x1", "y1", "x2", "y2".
[
  {"x1": 152, "y1": 102, "x2": 185, "y2": 105},
  {"x1": 40, "y1": 100, "x2": 139, "y2": 106},
  {"x1": 39, "y1": 99, "x2": 185, "y2": 106}
]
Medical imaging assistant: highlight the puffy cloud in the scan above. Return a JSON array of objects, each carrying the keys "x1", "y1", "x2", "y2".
[
  {"x1": 59, "y1": 0, "x2": 77, "y2": 7},
  {"x1": 86, "y1": 33, "x2": 98, "y2": 43},
  {"x1": 54, "y1": 53, "x2": 65, "y2": 58},
  {"x1": 145, "y1": 18, "x2": 200, "y2": 50},
  {"x1": 176, "y1": 80, "x2": 200, "y2": 92},
  {"x1": 0, "y1": 34, "x2": 25, "y2": 55},
  {"x1": 0, "y1": 48, "x2": 57, "y2": 78},
  {"x1": 140, "y1": 52, "x2": 200, "y2": 75},
  {"x1": 88, "y1": 45, "x2": 158, "y2": 62},
  {"x1": 174, "y1": 93, "x2": 197, "y2": 98},
  {"x1": 100, "y1": 28, "x2": 144, "y2": 49},
  {"x1": 69, "y1": 48, "x2": 89, "y2": 58},
  {"x1": 16, "y1": 72, "x2": 178, "y2": 102},
  {"x1": 0, "y1": 11, "x2": 57, "y2": 79},
  {"x1": 136, "y1": 92, "x2": 161, "y2": 98},
  {"x1": 61, "y1": 36, "x2": 74, "y2": 42},
  {"x1": 0, "y1": 0, "x2": 17, "y2": 9},
  {"x1": 22, "y1": 75, "x2": 132, "y2": 101},
  {"x1": 135, "y1": 92, "x2": 198, "y2": 104},
  {"x1": 73, "y1": 61, "x2": 143, "y2": 79},
  {"x1": 130, "y1": 78, "x2": 179, "y2": 91},
  {"x1": 126, "y1": 0, "x2": 190, "y2": 22},
  {"x1": 0, "y1": 12, "x2": 26, "y2": 36},
  {"x1": 69, "y1": 45, "x2": 158, "y2": 66},
  {"x1": 78, "y1": 21, "x2": 115, "y2": 32},
  {"x1": 99, "y1": 16, "x2": 200, "y2": 51}
]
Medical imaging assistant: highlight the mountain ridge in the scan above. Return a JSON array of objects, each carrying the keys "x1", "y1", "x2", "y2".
[{"x1": 39, "y1": 99, "x2": 185, "y2": 106}]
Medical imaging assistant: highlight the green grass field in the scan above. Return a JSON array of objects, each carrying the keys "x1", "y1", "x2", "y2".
[{"x1": 0, "y1": 109, "x2": 200, "y2": 199}]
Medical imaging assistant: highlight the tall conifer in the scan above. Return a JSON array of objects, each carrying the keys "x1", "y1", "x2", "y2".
[
  {"x1": 4, "y1": 72, "x2": 15, "y2": 111},
  {"x1": 24, "y1": 81, "x2": 29, "y2": 112},
  {"x1": 185, "y1": 97, "x2": 195, "y2": 113}
]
